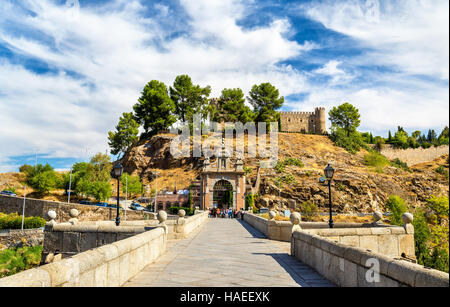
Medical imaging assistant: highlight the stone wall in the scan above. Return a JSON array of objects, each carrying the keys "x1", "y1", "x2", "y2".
[
  {"x1": 379, "y1": 144, "x2": 449, "y2": 166},
  {"x1": 279, "y1": 108, "x2": 326, "y2": 134},
  {"x1": 0, "y1": 194, "x2": 147, "y2": 222},
  {"x1": 0, "y1": 226, "x2": 167, "y2": 287},
  {"x1": 40, "y1": 222, "x2": 156, "y2": 262},
  {"x1": 0, "y1": 229, "x2": 44, "y2": 250},
  {"x1": 291, "y1": 230, "x2": 449, "y2": 287},
  {"x1": 302, "y1": 226, "x2": 415, "y2": 258},
  {"x1": 166, "y1": 211, "x2": 209, "y2": 239}
]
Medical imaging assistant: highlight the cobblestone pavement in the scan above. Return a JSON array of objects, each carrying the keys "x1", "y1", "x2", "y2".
[{"x1": 124, "y1": 218, "x2": 335, "y2": 287}]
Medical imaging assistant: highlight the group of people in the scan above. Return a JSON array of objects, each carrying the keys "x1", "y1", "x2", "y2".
[{"x1": 208, "y1": 207, "x2": 237, "y2": 218}]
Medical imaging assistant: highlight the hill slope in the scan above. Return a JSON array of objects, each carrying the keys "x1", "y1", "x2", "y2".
[{"x1": 120, "y1": 133, "x2": 449, "y2": 213}]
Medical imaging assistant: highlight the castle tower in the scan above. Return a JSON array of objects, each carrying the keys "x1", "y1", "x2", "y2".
[{"x1": 314, "y1": 107, "x2": 326, "y2": 134}]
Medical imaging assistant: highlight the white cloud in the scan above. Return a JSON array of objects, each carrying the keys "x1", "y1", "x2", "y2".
[
  {"x1": 313, "y1": 60, "x2": 355, "y2": 85},
  {"x1": 302, "y1": 0, "x2": 449, "y2": 80},
  {"x1": 0, "y1": 0, "x2": 313, "y2": 164}
]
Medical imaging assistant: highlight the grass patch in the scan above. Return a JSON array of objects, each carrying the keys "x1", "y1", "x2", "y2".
[
  {"x1": 258, "y1": 213, "x2": 290, "y2": 221},
  {"x1": 0, "y1": 245, "x2": 43, "y2": 278},
  {"x1": 364, "y1": 152, "x2": 390, "y2": 173}
]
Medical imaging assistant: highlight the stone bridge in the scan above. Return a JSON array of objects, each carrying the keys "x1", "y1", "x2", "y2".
[{"x1": 0, "y1": 206, "x2": 448, "y2": 287}]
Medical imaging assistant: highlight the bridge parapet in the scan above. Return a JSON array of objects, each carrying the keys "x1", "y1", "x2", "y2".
[{"x1": 291, "y1": 229, "x2": 449, "y2": 287}]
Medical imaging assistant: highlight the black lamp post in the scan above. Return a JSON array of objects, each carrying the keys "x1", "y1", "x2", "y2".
[
  {"x1": 324, "y1": 164, "x2": 335, "y2": 228},
  {"x1": 113, "y1": 162, "x2": 123, "y2": 226}
]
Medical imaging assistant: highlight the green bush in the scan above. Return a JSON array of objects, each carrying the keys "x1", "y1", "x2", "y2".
[
  {"x1": 299, "y1": 201, "x2": 318, "y2": 221},
  {"x1": 330, "y1": 128, "x2": 365, "y2": 154},
  {"x1": 385, "y1": 195, "x2": 407, "y2": 226},
  {"x1": 283, "y1": 158, "x2": 304, "y2": 168},
  {"x1": 245, "y1": 194, "x2": 255, "y2": 210},
  {"x1": 390, "y1": 158, "x2": 411, "y2": 172},
  {"x1": 412, "y1": 208, "x2": 431, "y2": 266},
  {"x1": 435, "y1": 166, "x2": 449, "y2": 181},
  {"x1": 364, "y1": 152, "x2": 390, "y2": 173},
  {"x1": 274, "y1": 161, "x2": 285, "y2": 173},
  {"x1": 0, "y1": 246, "x2": 43, "y2": 277},
  {"x1": 0, "y1": 213, "x2": 46, "y2": 230}
]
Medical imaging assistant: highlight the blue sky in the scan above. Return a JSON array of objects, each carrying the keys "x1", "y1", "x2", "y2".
[{"x1": 0, "y1": 0, "x2": 448, "y2": 172}]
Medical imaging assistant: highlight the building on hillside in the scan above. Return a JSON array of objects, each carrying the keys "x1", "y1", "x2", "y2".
[
  {"x1": 279, "y1": 107, "x2": 326, "y2": 134},
  {"x1": 199, "y1": 139, "x2": 246, "y2": 211}
]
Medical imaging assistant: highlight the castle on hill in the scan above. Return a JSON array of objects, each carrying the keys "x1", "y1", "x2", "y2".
[
  {"x1": 209, "y1": 98, "x2": 326, "y2": 135},
  {"x1": 279, "y1": 107, "x2": 326, "y2": 134}
]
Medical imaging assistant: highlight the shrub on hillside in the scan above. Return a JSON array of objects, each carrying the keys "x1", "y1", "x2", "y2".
[
  {"x1": 0, "y1": 246, "x2": 43, "y2": 278},
  {"x1": 390, "y1": 158, "x2": 411, "y2": 172},
  {"x1": 364, "y1": 152, "x2": 390, "y2": 173},
  {"x1": 385, "y1": 195, "x2": 407, "y2": 226},
  {"x1": 245, "y1": 194, "x2": 255, "y2": 210},
  {"x1": 435, "y1": 166, "x2": 449, "y2": 181},
  {"x1": 330, "y1": 128, "x2": 365, "y2": 154},
  {"x1": 298, "y1": 201, "x2": 318, "y2": 221}
]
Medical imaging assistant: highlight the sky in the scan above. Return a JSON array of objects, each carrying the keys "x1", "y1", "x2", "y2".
[{"x1": 0, "y1": 0, "x2": 448, "y2": 172}]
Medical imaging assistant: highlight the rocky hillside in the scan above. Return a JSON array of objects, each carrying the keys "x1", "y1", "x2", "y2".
[{"x1": 120, "y1": 133, "x2": 449, "y2": 213}]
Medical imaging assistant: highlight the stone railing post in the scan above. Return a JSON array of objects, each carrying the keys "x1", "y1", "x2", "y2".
[
  {"x1": 68, "y1": 209, "x2": 79, "y2": 225},
  {"x1": 402, "y1": 212, "x2": 414, "y2": 234},
  {"x1": 157, "y1": 210, "x2": 168, "y2": 234},
  {"x1": 268, "y1": 210, "x2": 276, "y2": 220},
  {"x1": 177, "y1": 209, "x2": 186, "y2": 225},
  {"x1": 46, "y1": 210, "x2": 57, "y2": 226},
  {"x1": 372, "y1": 211, "x2": 383, "y2": 226},
  {"x1": 290, "y1": 212, "x2": 302, "y2": 233}
]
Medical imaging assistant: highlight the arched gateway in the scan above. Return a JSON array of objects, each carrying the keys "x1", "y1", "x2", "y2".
[{"x1": 200, "y1": 142, "x2": 245, "y2": 210}]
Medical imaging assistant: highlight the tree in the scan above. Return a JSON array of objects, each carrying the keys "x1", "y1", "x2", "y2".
[
  {"x1": 121, "y1": 173, "x2": 142, "y2": 197},
  {"x1": 212, "y1": 88, "x2": 255, "y2": 123},
  {"x1": 71, "y1": 154, "x2": 113, "y2": 201},
  {"x1": 133, "y1": 80, "x2": 176, "y2": 138},
  {"x1": 438, "y1": 126, "x2": 449, "y2": 145},
  {"x1": 247, "y1": 82, "x2": 284, "y2": 126},
  {"x1": 30, "y1": 169, "x2": 60, "y2": 195},
  {"x1": 329, "y1": 103, "x2": 361, "y2": 137},
  {"x1": 90, "y1": 153, "x2": 112, "y2": 182},
  {"x1": 393, "y1": 127, "x2": 409, "y2": 149},
  {"x1": 427, "y1": 129, "x2": 438, "y2": 144},
  {"x1": 388, "y1": 130, "x2": 393, "y2": 143},
  {"x1": 169, "y1": 75, "x2": 211, "y2": 123},
  {"x1": 108, "y1": 112, "x2": 139, "y2": 158}
]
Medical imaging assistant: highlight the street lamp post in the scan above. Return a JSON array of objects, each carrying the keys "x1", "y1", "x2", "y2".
[
  {"x1": 154, "y1": 172, "x2": 159, "y2": 213},
  {"x1": 68, "y1": 169, "x2": 72, "y2": 204},
  {"x1": 113, "y1": 162, "x2": 124, "y2": 226},
  {"x1": 324, "y1": 164, "x2": 335, "y2": 228}
]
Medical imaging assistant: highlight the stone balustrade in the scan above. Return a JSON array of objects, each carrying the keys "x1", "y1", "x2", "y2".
[
  {"x1": 165, "y1": 210, "x2": 209, "y2": 239},
  {"x1": 0, "y1": 225, "x2": 167, "y2": 287},
  {"x1": 291, "y1": 229, "x2": 449, "y2": 287}
]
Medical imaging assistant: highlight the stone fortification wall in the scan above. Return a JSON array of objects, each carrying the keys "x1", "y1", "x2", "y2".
[
  {"x1": 379, "y1": 145, "x2": 449, "y2": 166},
  {"x1": 0, "y1": 228, "x2": 44, "y2": 250},
  {"x1": 291, "y1": 230, "x2": 448, "y2": 287},
  {"x1": 0, "y1": 194, "x2": 147, "y2": 222},
  {"x1": 279, "y1": 107, "x2": 326, "y2": 134}
]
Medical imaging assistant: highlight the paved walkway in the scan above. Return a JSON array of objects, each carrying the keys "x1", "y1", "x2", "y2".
[{"x1": 124, "y1": 218, "x2": 335, "y2": 287}]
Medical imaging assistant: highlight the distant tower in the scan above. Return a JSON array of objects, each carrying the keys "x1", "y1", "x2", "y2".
[{"x1": 314, "y1": 107, "x2": 326, "y2": 134}]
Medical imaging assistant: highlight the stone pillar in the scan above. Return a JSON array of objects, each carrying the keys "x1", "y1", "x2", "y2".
[{"x1": 402, "y1": 212, "x2": 414, "y2": 234}]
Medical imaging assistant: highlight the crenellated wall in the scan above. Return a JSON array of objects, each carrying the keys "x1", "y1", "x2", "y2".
[{"x1": 279, "y1": 107, "x2": 326, "y2": 134}]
